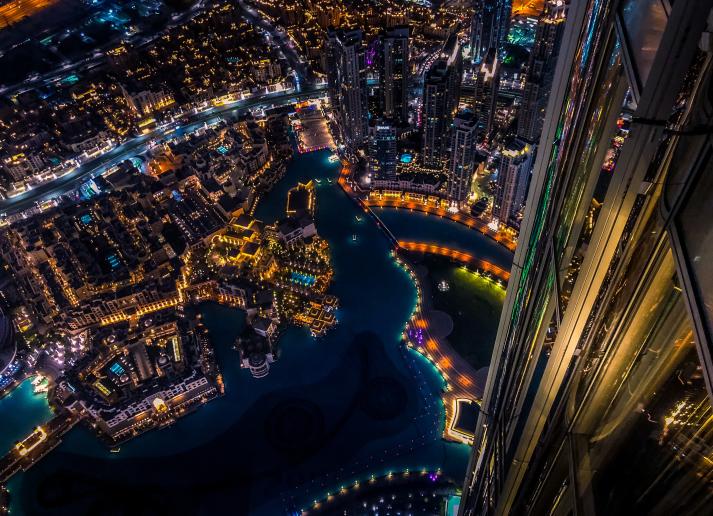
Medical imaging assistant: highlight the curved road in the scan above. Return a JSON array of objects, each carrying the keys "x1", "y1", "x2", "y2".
[
  {"x1": 0, "y1": 0, "x2": 318, "y2": 217},
  {"x1": 236, "y1": 0, "x2": 312, "y2": 85},
  {"x1": 0, "y1": 86, "x2": 326, "y2": 217}
]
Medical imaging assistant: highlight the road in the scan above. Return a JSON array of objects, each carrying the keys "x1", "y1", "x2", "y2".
[
  {"x1": 0, "y1": 0, "x2": 319, "y2": 217},
  {"x1": 0, "y1": 0, "x2": 58, "y2": 29},
  {"x1": 0, "y1": 84, "x2": 326, "y2": 216},
  {"x1": 236, "y1": 0, "x2": 312, "y2": 85},
  {"x1": 0, "y1": 0, "x2": 208, "y2": 96}
]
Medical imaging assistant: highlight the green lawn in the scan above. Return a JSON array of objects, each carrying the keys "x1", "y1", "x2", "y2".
[{"x1": 421, "y1": 255, "x2": 506, "y2": 370}]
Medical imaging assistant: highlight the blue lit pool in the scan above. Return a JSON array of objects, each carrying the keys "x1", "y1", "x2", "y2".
[
  {"x1": 399, "y1": 153, "x2": 413, "y2": 164},
  {"x1": 109, "y1": 363, "x2": 124, "y2": 375},
  {"x1": 290, "y1": 272, "x2": 316, "y2": 286},
  {"x1": 107, "y1": 254, "x2": 120, "y2": 269},
  {"x1": 61, "y1": 74, "x2": 80, "y2": 85}
]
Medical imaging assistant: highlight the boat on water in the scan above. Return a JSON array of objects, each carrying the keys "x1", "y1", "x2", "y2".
[
  {"x1": 110, "y1": 447, "x2": 121, "y2": 453},
  {"x1": 352, "y1": 234, "x2": 357, "y2": 241},
  {"x1": 327, "y1": 178, "x2": 333, "y2": 183}
]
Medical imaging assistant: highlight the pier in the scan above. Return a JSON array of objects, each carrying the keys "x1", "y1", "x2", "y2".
[{"x1": 0, "y1": 412, "x2": 80, "y2": 483}]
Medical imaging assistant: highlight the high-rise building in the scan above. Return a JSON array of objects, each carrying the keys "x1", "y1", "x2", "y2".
[
  {"x1": 324, "y1": 30, "x2": 341, "y2": 110},
  {"x1": 493, "y1": 137, "x2": 534, "y2": 228},
  {"x1": 516, "y1": 1, "x2": 567, "y2": 141},
  {"x1": 470, "y1": 0, "x2": 512, "y2": 64},
  {"x1": 460, "y1": 1, "x2": 713, "y2": 515},
  {"x1": 422, "y1": 34, "x2": 462, "y2": 169},
  {"x1": 474, "y1": 48, "x2": 499, "y2": 136},
  {"x1": 325, "y1": 28, "x2": 368, "y2": 152},
  {"x1": 447, "y1": 111, "x2": 478, "y2": 203},
  {"x1": 422, "y1": 62, "x2": 450, "y2": 168},
  {"x1": 381, "y1": 26, "x2": 410, "y2": 126},
  {"x1": 368, "y1": 121, "x2": 398, "y2": 180}
]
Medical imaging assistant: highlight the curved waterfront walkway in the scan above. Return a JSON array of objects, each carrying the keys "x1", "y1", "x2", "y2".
[
  {"x1": 395, "y1": 255, "x2": 498, "y2": 444},
  {"x1": 9, "y1": 150, "x2": 471, "y2": 516},
  {"x1": 365, "y1": 197, "x2": 517, "y2": 252},
  {"x1": 336, "y1": 162, "x2": 512, "y2": 444},
  {"x1": 397, "y1": 242, "x2": 510, "y2": 282}
]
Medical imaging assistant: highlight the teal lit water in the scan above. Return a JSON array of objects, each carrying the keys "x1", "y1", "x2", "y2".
[
  {"x1": 6, "y1": 151, "x2": 508, "y2": 514},
  {"x1": 0, "y1": 378, "x2": 53, "y2": 454}
]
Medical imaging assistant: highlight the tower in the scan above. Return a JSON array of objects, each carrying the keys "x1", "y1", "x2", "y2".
[
  {"x1": 492, "y1": 137, "x2": 534, "y2": 228},
  {"x1": 381, "y1": 26, "x2": 410, "y2": 126},
  {"x1": 368, "y1": 122, "x2": 398, "y2": 180},
  {"x1": 447, "y1": 111, "x2": 478, "y2": 204},
  {"x1": 460, "y1": 1, "x2": 713, "y2": 515},
  {"x1": 421, "y1": 34, "x2": 462, "y2": 169},
  {"x1": 474, "y1": 48, "x2": 499, "y2": 136},
  {"x1": 470, "y1": 0, "x2": 512, "y2": 64},
  {"x1": 325, "y1": 28, "x2": 368, "y2": 152},
  {"x1": 516, "y1": 0, "x2": 567, "y2": 141}
]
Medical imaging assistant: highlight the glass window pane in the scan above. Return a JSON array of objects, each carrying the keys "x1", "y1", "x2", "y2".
[
  {"x1": 554, "y1": 42, "x2": 624, "y2": 261},
  {"x1": 576, "y1": 250, "x2": 713, "y2": 514},
  {"x1": 620, "y1": 0, "x2": 668, "y2": 87},
  {"x1": 675, "y1": 149, "x2": 713, "y2": 348}
]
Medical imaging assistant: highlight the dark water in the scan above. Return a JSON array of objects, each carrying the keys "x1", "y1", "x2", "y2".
[
  {"x1": 374, "y1": 208, "x2": 514, "y2": 270},
  {"x1": 0, "y1": 378, "x2": 53, "y2": 454},
  {"x1": 7, "y1": 151, "x2": 481, "y2": 514}
]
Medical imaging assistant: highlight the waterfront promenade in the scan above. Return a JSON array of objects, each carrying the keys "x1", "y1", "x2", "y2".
[
  {"x1": 6, "y1": 151, "x2": 472, "y2": 515},
  {"x1": 336, "y1": 160, "x2": 513, "y2": 444},
  {"x1": 366, "y1": 196, "x2": 517, "y2": 252},
  {"x1": 0, "y1": 413, "x2": 79, "y2": 483}
]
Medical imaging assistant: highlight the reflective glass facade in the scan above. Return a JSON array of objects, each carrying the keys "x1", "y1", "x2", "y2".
[{"x1": 460, "y1": 1, "x2": 713, "y2": 514}]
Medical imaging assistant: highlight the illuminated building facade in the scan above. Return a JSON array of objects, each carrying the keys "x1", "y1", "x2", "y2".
[
  {"x1": 325, "y1": 28, "x2": 368, "y2": 152},
  {"x1": 368, "y1": 122, "x2": 398, "y2": 179},
  {"x1": 474, "y1": 48, "x2": 500, "y2": 137},
  {"x1": 447, "y1": 112, "x2": 478, "y2": 203},
  {"x1": 517, "y1": 0, "x2": 567, "y2": 141},
  {"x1": 381, "y1": 26, "x2": 410, "y2": 126},
  {"x1": 470, "y1": 0, "x2": 512, "y2": 64},
  {"x1": 461, "y1": 1, "x2": 713, "y2": 514},
  {"x1": 120, "y1": 85, "x2": 175, "y2": 118},
  {"x1": 422, "y1": 35, "x2": 462, "y2": 169},
  {"x1": 493, "y1": 137, "x2": 535, "y2": 228}
]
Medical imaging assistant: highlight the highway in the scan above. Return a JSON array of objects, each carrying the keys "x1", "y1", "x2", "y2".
[
  {"x1": 0, "y1": 0, "x2": 58, "y2": 30},
  {"x1": 0, "y1": 0, "x2": 209, "y2": 96},
  {"x1": 0, "y1": 0, "x2": 300, "y2": 98},
  {"x1": 0, "y1": 84, "x2": 326, "y2": 216},
  {"x1": 236, "y1": 0, "x2": 312, "y2": 84},
  {"x1": 0, "y1": 0, "x2": 320, "y2": 218}
]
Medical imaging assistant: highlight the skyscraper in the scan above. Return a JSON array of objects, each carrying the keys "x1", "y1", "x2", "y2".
[
  {"x1": 516, "y1": 1, "x2": 567, "y2": 141},
  {"x1": 381, "y1": 26, "x2": 410, "y2": 126},
  {"x1": 447, "y1": 111, "x2": 478, "y2": 204},
  {"x1": 470, "y1": 0, "x2": 512, "y2": 64},
  {"x1": 324, "y1": 30, "x2": 341, "y2": 111},
  {"x1": 422, "y1": 34, "x2": 462, "y2": 169},
  {"x1": 474, "y1": 48, "x2": 499, "y2": 136},
  {"x1": 493, "y1": 137, "x2": 534, "y2": 228},
  {"x1": 368, "y1": 121, "x2": 398, "y2": 180},
  {"x1": 325, "y1": 28, "x2": 368, "y2": 152},
  {"x1": 460, "y1": 1, "x2": 713, "y2": 515}
]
